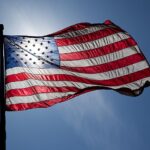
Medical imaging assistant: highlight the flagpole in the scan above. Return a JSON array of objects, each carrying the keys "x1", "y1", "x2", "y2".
[{"x1": 0, "y1": 24, "x2": 6, "y2": 150}]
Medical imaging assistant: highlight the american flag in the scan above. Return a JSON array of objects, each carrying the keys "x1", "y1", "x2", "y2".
[{"x1": 4, "y1": 20, "x2": 150, "y2": 111}]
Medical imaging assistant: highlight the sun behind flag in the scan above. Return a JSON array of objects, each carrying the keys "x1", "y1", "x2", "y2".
[{"x1": 4, "y1": 20, "x2": 150, "y2": 111}]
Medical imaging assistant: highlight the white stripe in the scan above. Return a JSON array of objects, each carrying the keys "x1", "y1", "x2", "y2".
[
  {"x1": 6, "y1": 91, "x2": 75, "y2": 105},
  {"x1": 6, "y1": 77, "x2": 150, "y2": 105},
  {"x1": 55, "y1": 24, "x2": 116, "y2": 39},
  {"x1": 61, "y1": 46, "x2": 139, "y2": 67},
  {"x1": 6, "y1": 67, "x2": 61, "y2": 76},
  {"x1": 6, "y1": 80, "x2": 94, "y2": 91},
  {"x1": 6, "y1": 61, "x2": 148, "y2": 80},
  {"x1": 58, "y1": 32, "x2": 130, "y2": 53}
]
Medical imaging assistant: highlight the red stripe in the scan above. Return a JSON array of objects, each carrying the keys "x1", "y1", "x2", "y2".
[
  {"x1": 61, "y1": 53, "x2": 145, "y2": 73},
  {"x1": 56, "y1": 27, "x2": 123, "y2": 46},
  {"x1": 50, "y1": 23, "x2": 96, "y2": 36},
  {"x1": 50, "y1": 20, "x2": 116, "y2": 36},
  {"x1": 6, "y1": 88, "x2": 95, "y2": 111},
  {"x1": 7, "y1": 96, "x2": 74, "y2": 111},
  {"x1": 60, "y1": 38, "x2": 137, "y2": 61},
  {"x1": 6, "y1": 66, "x2": 150, "y2": 86},
  {"x1": 6, "y1": 86, "x2": 79, "y2": 98}
]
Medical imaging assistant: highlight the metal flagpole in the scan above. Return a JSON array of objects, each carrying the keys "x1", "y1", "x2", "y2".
[{"x1": 0, "y1": 24, "x2": 6, "y2": 150}]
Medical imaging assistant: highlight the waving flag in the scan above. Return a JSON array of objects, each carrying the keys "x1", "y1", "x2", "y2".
[{"x1": 4, "y1": 20, "x2": 150, "y2": 111}]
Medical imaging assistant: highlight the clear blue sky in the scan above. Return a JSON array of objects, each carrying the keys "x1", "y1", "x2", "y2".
[{"x1": 0, "y1": 0, "x2": 150, "y2": 150}]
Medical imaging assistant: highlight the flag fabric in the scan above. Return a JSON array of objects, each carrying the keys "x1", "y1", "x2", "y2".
[{"x1": 4, "y1": 20, "x2": 150, "y2": 111}]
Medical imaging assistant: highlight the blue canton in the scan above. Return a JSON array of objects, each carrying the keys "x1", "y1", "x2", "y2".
[{"x1": 4, "y1": 36, "x2": 60, "y2": 69}]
